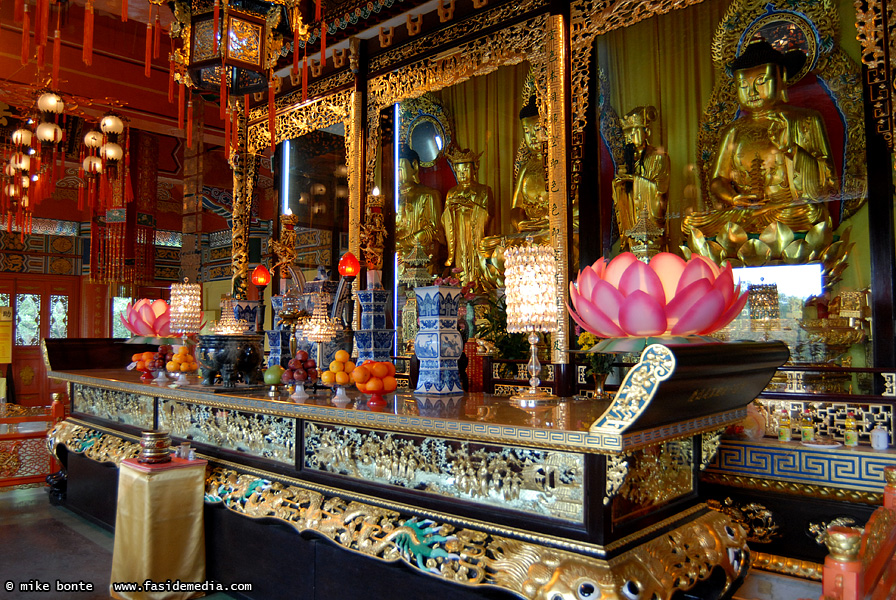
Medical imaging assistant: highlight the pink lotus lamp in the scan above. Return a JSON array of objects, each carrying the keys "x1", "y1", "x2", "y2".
[
  {"x1": 119, "y1": 299, "x2": 172, "y2": 339},
  {"x1": 567, "y1": 252, "x2": 748, "y2": 353}
]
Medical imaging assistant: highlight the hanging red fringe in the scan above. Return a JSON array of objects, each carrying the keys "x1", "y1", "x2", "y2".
[
  {"x1": 124, "y1": 132, "x2": 133, "y2": 204},
  {"x1": 178, "y1": 82, "x2": 185, "y2": 130},
  {"x1": 213, "y1": 0, "x2": 220, "y2": 55},
  {"x1": 268, "y1": 73, "x2": 276, "y2": 154},
  {"x1": 168, "y1": 61, "x2": 175, "y2": 103},
  {"x1": 219, "y1": 63, "x2": 227, "y2": 121},
  {"x1": 186, "y1": 98, "x2": 193, "y2": 149},
  {"x1": 121, "y1": 0, "x2": 128, "y2": 21},
  {"x1": 52, "y1": 30, "x2": 61, "y2": 88},
  {"x1": 315, "y1": 0, "x2": 321, "y2": 21},
  {"x1": 144, "y1": 22, "x2": 152, "y2": 77},
  {"x1": 82, "y1": 1, "x2": 94, "y2": 66},
  {"x1": 302, "y1": 52, "x2": 308, "y2": 102},
  {"x1": 320, "y1": 25, "x2": 326, "y2": 67},
  {"x1": 38, "y1": 0, "x2": 49, "y2": 48},
  {"x1": 153, "y1": 14, "x2": 161, "y2": 59},
  {"x1": 14, "y1": 0, "x2": 24, "y2": 23},
  {"x1": 292, "y1": 34, "x2": 300, "y2": 75},
  {"x1": 21, "y1": 6, "x2": 30, "y2": 66}
]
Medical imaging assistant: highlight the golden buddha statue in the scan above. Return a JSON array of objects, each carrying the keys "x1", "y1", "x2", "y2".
[
  {"x1": 684, "y1": 41, "x2": 838, "y2": 238},
  {"x1": 395, "y1": 144, "x2": 443, "y2": 268},
  {"x1": 442, "y1": 148, "x2": 494, "y2": 286},
  {"x1": 612, "y1": 106, "x2": 670, "y2": 255},
  {"x1": 478, "y1": 96, "x2": 553, "y2": 288}
]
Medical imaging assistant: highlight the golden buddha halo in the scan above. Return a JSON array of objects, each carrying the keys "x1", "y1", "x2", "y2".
[{"x1": 169, "y1": 278, "x2": 202, "y2": 334}]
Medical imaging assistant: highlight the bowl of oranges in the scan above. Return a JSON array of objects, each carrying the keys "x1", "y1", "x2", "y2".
[
  {"x1": 320, "y1": 350, "x2": 357, "y2": 407},
  {"x1": 349, "y1": 360, "x2": 397, "y2": 410}
]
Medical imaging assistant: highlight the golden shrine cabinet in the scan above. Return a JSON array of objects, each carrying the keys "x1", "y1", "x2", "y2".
[{"x1": 49, "y1": 0, "x2": 896, "y2": 596}]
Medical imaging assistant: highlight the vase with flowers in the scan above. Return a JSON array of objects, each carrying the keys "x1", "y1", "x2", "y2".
[{"x1": 576, "y1": 329, "x2": 616, "y2": 398}]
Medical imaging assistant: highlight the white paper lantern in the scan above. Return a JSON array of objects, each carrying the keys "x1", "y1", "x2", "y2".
[
  {"x1": 35, "y1": 122, "x2": 62, "y2": 143},
  {"x1": 101, "y1": 142, "x2": 123, "y2": 161},
  {"x1": 11, "y1": 128, "x2": 32, "y2": 146},
  {"x1": 100, "y1": 114, "x2": 124, "y2": 134},
  {"x1": 36, "y1": 92, "x2": 64, "y2": 114},
  {"x1": 83, "y1": 130, "x2": 104, "y2": 148},
  {"x1": 82, "y1": 156, "x2": 103, "y2": 174}
]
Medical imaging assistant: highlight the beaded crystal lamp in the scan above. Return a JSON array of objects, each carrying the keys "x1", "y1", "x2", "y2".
[
  {"x1": 504, "y1": 237, "x2": 559, "y2": 402},
  {"x1": 303, "y1": 292, "x2": 340, "y2": 367},
  {"x1": 169, "y1": 278, "x2": 202, "y2": 335}
]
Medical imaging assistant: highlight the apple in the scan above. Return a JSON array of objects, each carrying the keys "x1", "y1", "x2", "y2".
[
  {"x1": 293, "y1": 369, "x2": 308, "y2": 381},
  {"x1": 288, "y1": 358, "x2": 303, "y2": 370},
  {"x1": 304, "y1": 359, "x2": 316, "y2": 370},
  {"x1": 306, "y1": 368, "x2": 318, "y2": 381},
  {"x1": 264, "y1": 365, "x2": 286, "y2": 385},
  {"x1": 295, "y1": 350, "x2": 309, "y2": 362}
]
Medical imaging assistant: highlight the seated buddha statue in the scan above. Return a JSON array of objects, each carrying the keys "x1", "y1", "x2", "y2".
[
  {"x1": 478, "y1": 96, "x2": 555, "y2": 288},
  {"x1": 683, "y1": 41, "x2": 838, "y2": 238},
  {"x1": 395, "y1": 144, "x2": 443, "y2": 271},
  {"x1": 442, "y1": 148, "x2": 495, "y2": 287},
  {"x1": 612, "y1": 106, "x2": 670, "y2": 254}
]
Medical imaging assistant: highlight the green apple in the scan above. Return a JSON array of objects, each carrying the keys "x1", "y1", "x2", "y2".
[{"x1": 263, "y1": 365, "x2": 285, "y2": 385}]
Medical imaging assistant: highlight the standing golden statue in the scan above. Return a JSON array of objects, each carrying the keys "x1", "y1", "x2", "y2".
[
  {"x1": 684, "y1": 41, "x2": 838, "y2": 237},
  {"x1": 395, "y1": 144, "x2": 443, "y2": 271},
  {"x1": 442, "y1": 148, "x2": 494, "y2": 286},
  {"x1": 612, "y1": 106, "x2": 670, "y2": 257}
]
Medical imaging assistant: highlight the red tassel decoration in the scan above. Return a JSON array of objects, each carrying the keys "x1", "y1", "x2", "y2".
[
  {"x1": 186, "y1": 98, "x2": 193, "y2": 149},
  {"x1": 178, "y1": 82, "x2": 184, "y2": 130},
  {"x1": 14, "y1": 0, "x2": 24, "y2": 23},
  {"x1": 213, "y1": 0, "x2": 220, "y2": 55},
  {"x1": 302, "y1": 52, "x2": 308, "y2": 102},
  {"x1": 38, "y1": 0, "x2": 49, "y2": 48},
  {"x1": 292, "y1": 34, "x2": 300, "y2": 75},
  {"x1": 121, "y1": 0, "x2": 128, "y2": 22},
  {"x1": 21, "y1": 6, "x2": 30, "y2": 66},
  {"x1": 244, "y1": 94, "x2": 250, "y2": 129},
  {"x1": 153, "y1": 14, "x2": 161, "y2": 59},
  {"x1": 52, "y1": 29, "x2": 61, "y2": 88},
  {"x1": 268, "y1": 73, "x2": 276, "y2": 154},
  {"x1": 144, "y1": 22, "x2": 152, "y2": 77},
  {"x1": 315, "y1": 0, "x2": 321, "y2": 21},
  {"x1": 320, "y1": 25, "x2": 326, "y2": 67},
  {"x1": 124, "y1": 132, "x2": 133, "y2": 203},
  {"x1": 168, "y1": 60, "x2": 175, "y2": 103},
  {"x1": 83, "y1": 0, "x2": 94, "y2": 66},
  {"x1": 219, "y1": 63, "x2": 227, "y2": 121}
]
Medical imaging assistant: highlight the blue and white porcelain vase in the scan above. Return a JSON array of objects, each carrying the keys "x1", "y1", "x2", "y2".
[
  {"x1": 414, "y1": 285, "x2": 463, "y2": 395},
  {"x1": 233, "y1": 300, "x2": 259, "y2": 332},
  {"x1": 356, "y1": 289, "x2": 394, "y2": 362}
]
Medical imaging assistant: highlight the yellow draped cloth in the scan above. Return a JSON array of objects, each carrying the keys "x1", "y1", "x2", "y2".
[{"x1": 110, "y1": 458, "x2": 207, "y2": 600}]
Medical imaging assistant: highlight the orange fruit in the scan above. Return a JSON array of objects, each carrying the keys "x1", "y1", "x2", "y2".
[
  {"x1": 365, "y1": 377, "x2": 384, "y2": 393},
  {"x1": 335, "y1": 371, "x2": 350, "y2": 385},
  {"x1": 136, "y1": 360, "x2": 146, "y2": 371},
  {"x1": 381, "y1": 375, "x2": 397, "y2": 393},
  {"x1": 180, "y1": 362, "x2": 192, "y2": 372},
  {"x1": 321, "y1": 370, "x2": 336, "y2": 385},
  {"x1": 355, "y1": 381, "x2": 368, "y2": 393},
  {"x1": 384, "y1": 362, "x2": 396, "y2": 377},
  {"x1": 343, "y1": 361, "x2": 356, "y2": 374},
  {"x1": 172, "y1": 354, "x2": 184, "y2": 364},
  {"x1": 141, "y1": 351, "x2": 154, "y2": 362},
  {"x1": 166, "y1": 361, "x2": 178, "y2": 372},
  {"x1": 178, "y1": 346, "x2": 190, "y2": 355},
  {"x1": 350, "y1": 365, "x2": 371, "y2": 384},
  {"x1": 131, "y1": 353, "x2": 142, "y2": 362},
  {"x1": 334, "y1": 350, "x2": 350, "y2": 363},
  {"x1": 329, "y1": 360, "x2": 345, "y2": 373},
  {"x1": 371, "y1": 362, "x2": 390, "y2": 379}
]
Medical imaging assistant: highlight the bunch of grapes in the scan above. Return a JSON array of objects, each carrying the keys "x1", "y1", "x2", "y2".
[{"x1": 282, "y1": 350, "x2": 319, "y2": 385}]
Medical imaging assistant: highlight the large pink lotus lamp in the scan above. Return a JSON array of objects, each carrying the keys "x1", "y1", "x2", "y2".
[
  {"x1": 119, "y1": 299, "x2": 172, "y2": 340},
  {"x1": 567, "y1": 252, "x2": 748, "y2": 352}
]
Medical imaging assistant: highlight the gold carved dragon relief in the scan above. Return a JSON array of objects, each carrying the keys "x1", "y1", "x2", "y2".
[
  {"x1": 47, "y1": 420, "x2": 141, "y2": 466},
  {"x1": 206, "y1": 466, "x2": 749, "y2": 600}
]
